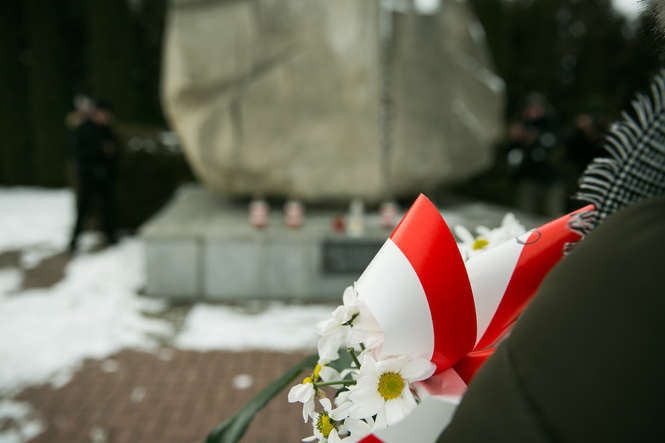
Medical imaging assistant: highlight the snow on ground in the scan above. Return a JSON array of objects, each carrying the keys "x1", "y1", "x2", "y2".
[
  {"x1": 0, "y1": 188, "x2": 74, "y2": 253},
  {"x1": 0, "y1": 269, "x2": 21, "y2": 296},
  {"x1": 0, "y1": 187, "x2": 332, "y2": 399},
  {"x1": 0, "y1": 239, "x2": 170, "y2": 396},
  {"x1": 174, "y1": 303, "x2": 331, "y2": 352},
  {"x1": 0, "y1": 399, "x2": 43, "y2": 443}
]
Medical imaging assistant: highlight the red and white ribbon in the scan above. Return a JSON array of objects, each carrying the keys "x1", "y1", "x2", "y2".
[{"x1": 355, "y1": 194, "x2": 593, "y2": 442}]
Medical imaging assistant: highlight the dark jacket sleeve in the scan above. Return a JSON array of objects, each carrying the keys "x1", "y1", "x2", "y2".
[{"x1": 439, "y1": 196, "x2": 665, "y2": 443}]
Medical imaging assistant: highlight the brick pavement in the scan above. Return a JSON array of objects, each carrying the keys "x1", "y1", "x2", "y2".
[
  {"x1": 17, "y1": 349, "x2": 314, "y2": 443},
  {"x1": 21, "y1": 252, "x2": 69, "y2": 290},
  {"x1": 2, "y1": 247, "x2": 324, "y2": 443},
  {"x1": 0, "y1": 249, "x2": 69, "y2": 291}
]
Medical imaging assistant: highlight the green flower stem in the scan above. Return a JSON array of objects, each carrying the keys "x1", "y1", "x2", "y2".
[
  {"x1": 205, "y1": 353, "x2": 318, "y2": 443},
  {"x1": 314, "y1": 380, "x2": 357, "y2": 388},
  {"x1": 342, "y1": 313, "x2": 359, "y2": 326},
  {"x1": 347, "y1": 347, "x2": 361, "y2": 369}
]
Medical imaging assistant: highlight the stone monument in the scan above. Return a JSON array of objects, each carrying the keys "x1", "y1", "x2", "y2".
[
  {"x1": 161, "y1": 0, "x2": 504, "y2": 201},
  {"x1": 145, "y1": 0, "x2": 508, "y2": 300}
]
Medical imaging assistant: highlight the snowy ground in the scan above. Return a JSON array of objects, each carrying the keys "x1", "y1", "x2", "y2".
[
  {"x1": 0, "y1": 399, "x2": 43, "y2": 443},
  {"x1": 0, "y1": 239, "x2": 170, "y2": 395},
  {"x1": 175, "y1": 303, "x2": 332, "y2": 352},
  {"x1": 0, "y1": 188, "x2": 334, "y2": 391},
  {"x1": 0, "y1": 234, "x2": 330, "y2": 397},
  {"x1": 0, "y1": 188, "x2": 74, "y2": 266}
]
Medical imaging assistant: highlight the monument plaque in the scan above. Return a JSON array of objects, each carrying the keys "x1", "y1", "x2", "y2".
[{"x1": 321, "y1": 239, "x2": 383, "y2": 275}]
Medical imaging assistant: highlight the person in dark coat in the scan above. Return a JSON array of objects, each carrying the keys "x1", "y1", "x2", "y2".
[
  {"x1": 68, "y1": 100, "x2": 118, "y2": 252},
  {"x1": 438, "y1": 195, "x2": 665, "y2": 442}
]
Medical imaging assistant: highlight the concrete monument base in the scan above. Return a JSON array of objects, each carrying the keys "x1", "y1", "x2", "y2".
[{"x1": 140, "y1": 185, "x2": 544, "y2": 301}]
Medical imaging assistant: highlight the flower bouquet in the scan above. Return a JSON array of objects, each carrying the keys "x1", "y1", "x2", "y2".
[{"x1": 288, "y1": 195, "x2": 593, "y2": 443}]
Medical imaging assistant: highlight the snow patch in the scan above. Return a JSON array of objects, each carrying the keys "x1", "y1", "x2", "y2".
[
  {"x1": 0, "y1": 239, "x2": 171, "y2": 395},
  {"x1": 0, "y1": 269, "x2": 22, "y2": 296},
  {"x1": 101, "y1": 359, "x2": 119, "y2": 373},
  {"x1": 175, "y1": 303, "x2": 332, "y2": 352},
  {"x1": 130, "y1": 386, "x2": 146, "y2": 403},
  {"x1": 0, "y1": 399, "x2": 43, "y2": 443},
  {"x1": 19, "y1": 249, "x2": 58, "y2": 270},
  {"x1": 89, "y1": 427, "x2": 108, "y2": 443},
  {"x1": 0, "y1": 188, "x2": 74, "y2": 253},
  {"x1": 232, "y1": 374, "x2": 253, "y2": 390}
]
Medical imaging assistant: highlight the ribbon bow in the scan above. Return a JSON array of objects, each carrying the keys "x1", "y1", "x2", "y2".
[{"x1": 356, "y1": 194, "x2": 593, "y2": 442}]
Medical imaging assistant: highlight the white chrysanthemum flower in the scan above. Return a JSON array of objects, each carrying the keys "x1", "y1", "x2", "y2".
[
  {"x1": 319, "y1": 364, "x2": 353, "y2": 388},
  {"x1": 454, "y1": 224, "x2": 484, "y2": 261},
  {"x1": 455, "y1": 213, "x2": 525, "y2": 261},
  {"x1": 479, "y1": 213, "x2": 526, "y2": 245},
  {"x1": 288, "y1": 376, "x2": 316, "y2": 423},
  {"x1": 317, "y1": 325, "x2": 348, "y2": 364},
  {"x1": 331, "y1": 391, "x2": 375, "y2": 441},
  {"x1": 330, "y1": 388, "x2": 354, "y2": 421},
  {"x1": 343, "y1": 355, "x2": 436, "y2": 429},
  {"x1": 340, "y1": 416, "x2": 375, "y2": 442},
  {"x1": 289, "y1": 363, "x2": 346, "y2": 422},
  {"x1": 318, "y1": 285, "x2": 370, "y2": 362},
  {"x1": 347, "y1": 299, "x2": 383, "y2": 354},
  {"x1": 338, "y1": 285, "x2": 363, "y2": 323},
  {"x1": 303, "y1": 398, "x2": 350, "y2": 443}
]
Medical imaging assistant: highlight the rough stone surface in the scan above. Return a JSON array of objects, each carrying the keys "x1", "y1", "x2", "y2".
[
  {"x1": 145, "y1": 239, "x2": 200, "y2": 298},
  {"x1": 205, "y1": 240, "x2": 264, "y2": 297},
  {"x1": 162, "y1": 0, "x2": 504, "y2": 202}
]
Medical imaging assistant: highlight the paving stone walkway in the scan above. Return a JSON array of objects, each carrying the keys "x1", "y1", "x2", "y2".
[
  {"x1": 17, "y1": 349, "x2": 312, "y2": 443},
  {"x1": 1, "y1": 243, "x2": 323, "y2": 442}
]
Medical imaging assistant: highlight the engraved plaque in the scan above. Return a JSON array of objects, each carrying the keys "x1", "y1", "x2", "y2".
[{"x1": 321, "y1": 239, "x2": 383, "y2": 274}]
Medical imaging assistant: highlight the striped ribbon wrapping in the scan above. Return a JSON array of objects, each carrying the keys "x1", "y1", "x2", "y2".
[{"x1": 355, "y1": 194, "x2": 593, "y2": 443}]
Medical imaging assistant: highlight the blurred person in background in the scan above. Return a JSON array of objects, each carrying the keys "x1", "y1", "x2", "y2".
[
  {"x1": 68, "y1": 100, "x2": 118, "y2": 253},
  {"x1": 563, "y1": 111, "x2": 609, "y2": 210},
  {"x1": 507, "y1": 93, "x2": 567, "y2": 216},
  {"x1": 65, "y1": 94, "x2": 95, "y2": 130}
]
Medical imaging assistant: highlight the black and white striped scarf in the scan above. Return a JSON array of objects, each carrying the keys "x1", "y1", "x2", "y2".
[{"x1": 574, "y1": 69, "x2": 665, "y2": 233}]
